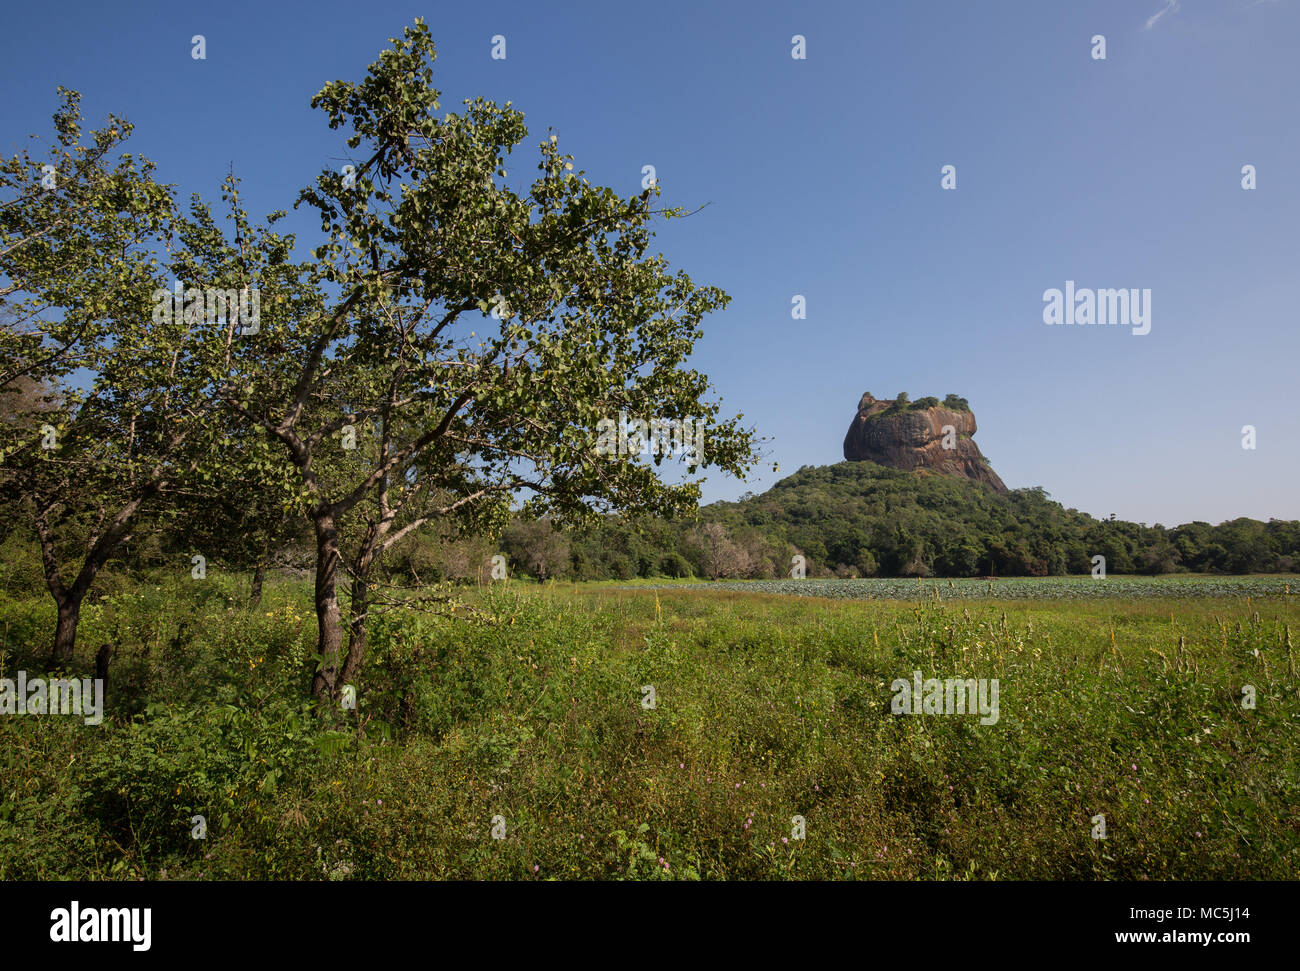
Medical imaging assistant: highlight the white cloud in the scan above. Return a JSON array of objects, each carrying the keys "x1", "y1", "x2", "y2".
[{"x1": 1145, "y1": 0, "x2": 1181, "y2": 29}]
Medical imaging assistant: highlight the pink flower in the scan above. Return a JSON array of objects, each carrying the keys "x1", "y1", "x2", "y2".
[
  {"x1": 781, "y1": 837, "x2": 788, "y2": 844},
  {"x1": 533, "y1": 865, "x2": 539, "y2": 872},
  {"x1": 679, "y1": 763, "x2": 685, "y2": 769}
]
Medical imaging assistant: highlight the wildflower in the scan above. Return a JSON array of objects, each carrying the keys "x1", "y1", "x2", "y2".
[
  {"x1": 781, "y1": 837, "x2": 788, "y2": 844},
  {"x1": 533, "y1": 865, "x2": 539, "y2": 872}
]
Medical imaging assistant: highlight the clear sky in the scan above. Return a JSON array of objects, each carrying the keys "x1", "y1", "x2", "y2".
[{"x1": 2, "y1": 0, "x2": 1296, "y2": 526}]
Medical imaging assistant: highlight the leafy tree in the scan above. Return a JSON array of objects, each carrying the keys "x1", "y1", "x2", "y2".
[
  {"x1": 502, "y1": 517, "x2": 570, "y2": 581},
  {"x1": 0, "y1": 91, "x2": 207, "y2": 663},
  {"x1": 659, "y1": 551, "x2": 693, "y2": 578},
  {"x1": 185, "y1": 21, "x2": 756, "y2": 702}
]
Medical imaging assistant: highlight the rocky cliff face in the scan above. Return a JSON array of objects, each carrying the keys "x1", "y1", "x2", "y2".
[{"x1": 842, "y1": 393, "x2": 1008, "y2": 493}]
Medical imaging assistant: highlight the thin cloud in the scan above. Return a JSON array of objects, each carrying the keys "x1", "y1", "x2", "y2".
[{"x1": 1145, "y1": 0, "x2": 1181, "y2": 29}]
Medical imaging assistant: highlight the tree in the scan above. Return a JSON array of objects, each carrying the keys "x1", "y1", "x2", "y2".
[
  {"x1": 942, "y1": 394, "x2": 970, "y2": 412},
  {"x1": 693, "y1": 522, "x2": 752, "y2": 579},
  {"x1": 185, "y1": 21, "x2": 756, "y2": 703},
  {"x1": 502, "y1": 517, "x2": 570, "y2": 580},
  {"x1": 0, "y1": 91, "x2": 203, "y2": 664}
]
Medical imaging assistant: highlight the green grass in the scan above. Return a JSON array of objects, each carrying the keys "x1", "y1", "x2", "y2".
[{"x1": 1, "y1": 574, "x2": 1297, "y2": 879}]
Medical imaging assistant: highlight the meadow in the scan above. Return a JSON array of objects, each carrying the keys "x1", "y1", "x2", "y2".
[{"x1": 1, "y1": 575, "x2": 1297, "y2": 880}]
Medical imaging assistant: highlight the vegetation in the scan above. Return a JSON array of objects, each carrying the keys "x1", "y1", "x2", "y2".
[
  {"x1": 2, "y1": 576, "x2": 1295, "y2": 879},
  {"x1": 1, "y1": 21, "x2": 1295, "y2": 885},
  {"x1": 695, "y1": 463, "x2": 1300, "y2": 581},
  {"x1": 0, "y1": 21, "x2": 757, "y2": 695},
  {"x1": 659, "y1": 575, "x2": 1295, "y2": 601}
]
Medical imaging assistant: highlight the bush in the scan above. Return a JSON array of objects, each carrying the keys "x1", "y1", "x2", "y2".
[
  {"x1": 659, "y1": 552, "x2": 694, "y2": 579},
  {"x1": 0, "y1": 526, "x2": 44, "y2": 597},
  {"x1": 79, "y1": 693, "x2": 318, "y2": 858}
]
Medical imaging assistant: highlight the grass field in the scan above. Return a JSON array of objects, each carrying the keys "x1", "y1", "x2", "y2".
[{"x1": 2, "y1": 575, "x2": 1297, "y2": 879}]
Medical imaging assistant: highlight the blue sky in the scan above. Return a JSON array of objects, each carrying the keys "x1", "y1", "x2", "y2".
[{"x1": 2, "y1": 0, "x2": 1296, "y2": 526}]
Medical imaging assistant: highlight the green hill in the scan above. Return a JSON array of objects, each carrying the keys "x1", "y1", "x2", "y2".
[{"x1": 693, "y1": 462, "x2": 1300, "y2": 578}]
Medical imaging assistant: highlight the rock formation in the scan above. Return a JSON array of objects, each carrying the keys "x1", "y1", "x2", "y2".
[{"x1": 842, "y1": 392, "x2": 1007, "y2": 493}]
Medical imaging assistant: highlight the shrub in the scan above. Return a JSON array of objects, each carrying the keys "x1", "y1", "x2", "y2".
[{"x1": 659, "y1": 552, "x2": 693, "y2": 579}]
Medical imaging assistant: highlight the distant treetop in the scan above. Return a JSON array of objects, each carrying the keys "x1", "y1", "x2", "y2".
[{"x1": 942, "y1": 394, "x2": 971, "y2": 412}]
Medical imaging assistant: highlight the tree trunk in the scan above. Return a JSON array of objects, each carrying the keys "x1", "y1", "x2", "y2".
[
  {"x1": 249, "y1": 559, "x2": 267, "y2": 607},
  {"x1": 51, "y1": 594, "x2": 82, "y2": 666},
  {"x1": 249, "y1": 528, "x2": 272, "y2": 606},
  {"x1": 94, "y1": 644, "x2": 113, "y2": 704},
  {"x1": 36, "y1": 495, "x2": 146, "y2": 666},
  {"x1": 309, "y1": 513, "x2": 345, "y2": 704},
  {"x1": 339, "y1": 570, "x2": 369, "y2": 689}
]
